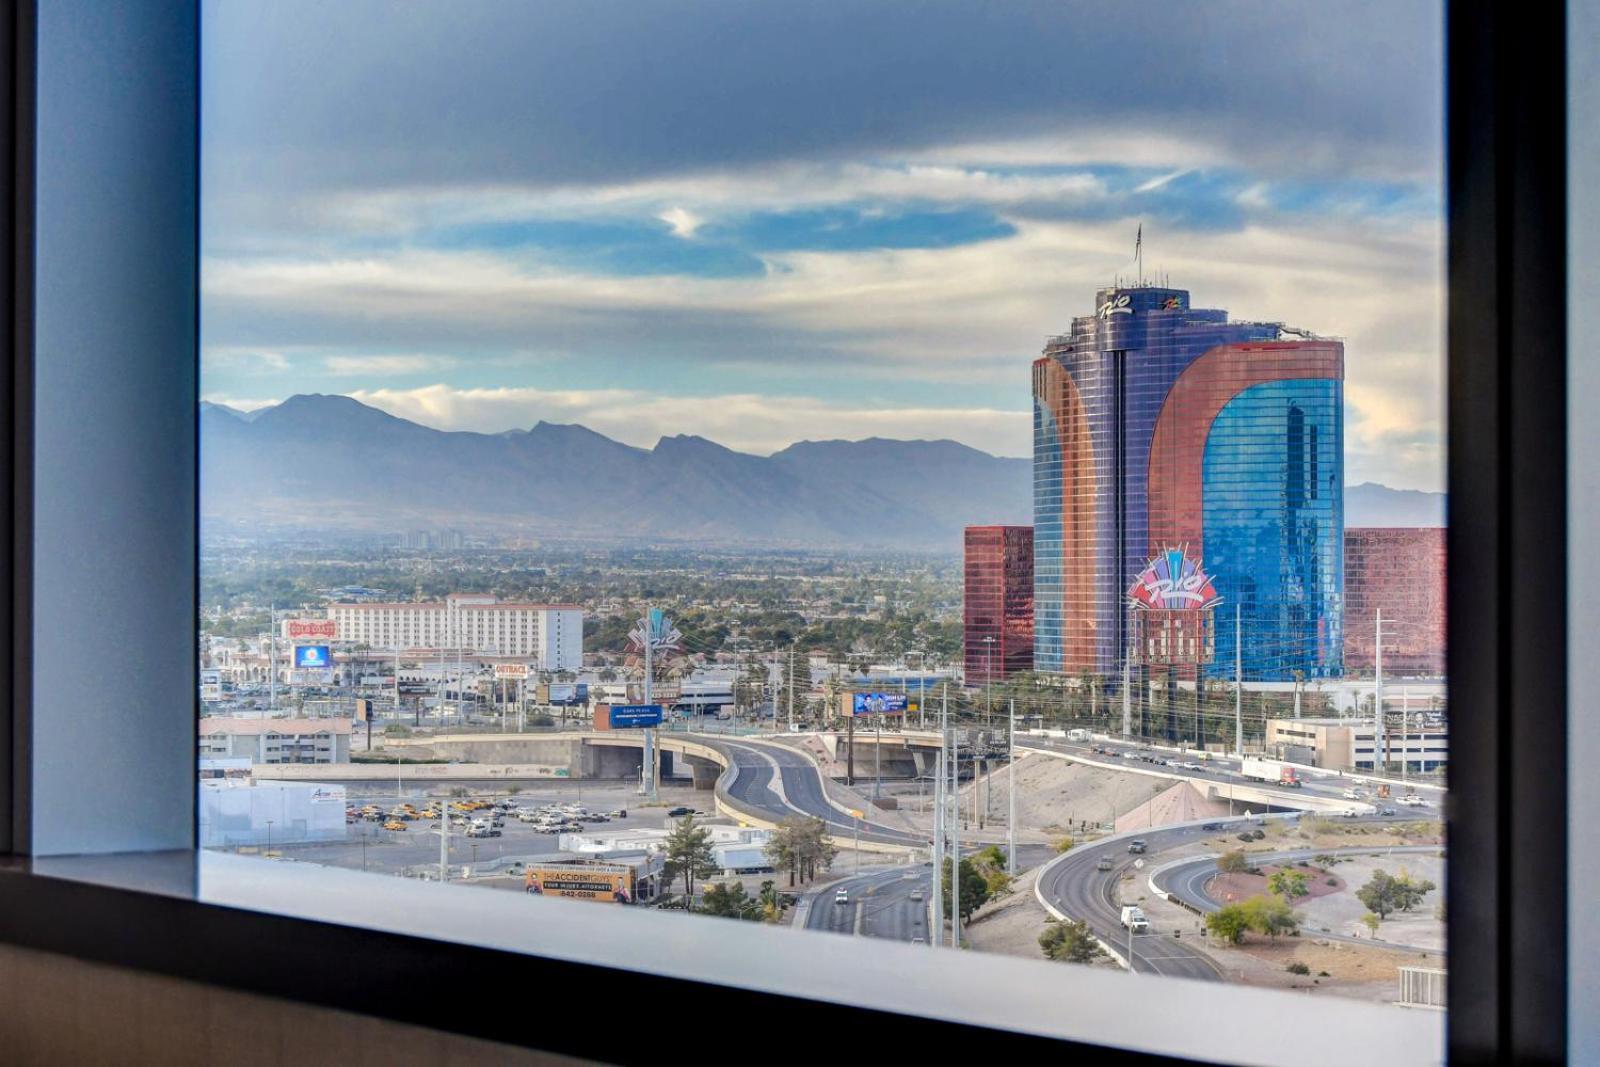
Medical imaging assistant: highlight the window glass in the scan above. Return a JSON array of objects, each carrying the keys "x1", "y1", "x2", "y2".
[{"x1": 198, "y1": 0, "x2": 1447, "y2": 1028}]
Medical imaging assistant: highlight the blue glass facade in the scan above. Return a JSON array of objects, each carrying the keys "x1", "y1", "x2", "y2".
[{"x1": 1201, "y1": 380, "x2": 1344, "y2": 679}]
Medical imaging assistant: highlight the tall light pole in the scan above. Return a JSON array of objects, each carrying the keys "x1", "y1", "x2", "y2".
[
  {"x1": 1007, "y1": 698, "x2": 1016, "y2": 878},
  {"x1": 981, "y1": 634, "x2": 996, "y2": 731},
  {"x1": 931, "y1": 739, "x2": 944, "y2": 949},
  {"x1": 1374, "y1": 608, "x2": 1386, "y2": 774},
  {"x1": 1233, "y1": 603, "x2": 1244, "y2": 758}
]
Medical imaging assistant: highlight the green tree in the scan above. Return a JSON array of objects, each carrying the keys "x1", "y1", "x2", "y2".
[
  {"x1": 1241, "y1": 893, "x2": 1299, "y2": 940},
  {"x1": 1216, "y1": 849, "x2": 1249, "y2": 874},
  {"x1": 1356, "y1": 869, "x2": 1403, "y2": 919},
  {"x1": 1039, "y1": 919, "x2": 1106, "y2": 963},
  {"x1": 701, "y1": 881, "x2": 760, "y2": 920},
  {"x1": 1361, "y1": 912, "x2": 1381, "y2": 937},
  {"x1": 763, "y1": 822, "x2": 800, "y2": 886},
  {"x1": 941, "y1": 857, "x2": 990, "y2": 922},
  {"x1": 1206, "y1": 903, "x2": 1251, "y2": 944},
  {"x1": 1267, "y1": 869, "x2": 1310, "y2": 900},
  {"x1": 1391, "y1": 868, "x2": 1437, "y2": 912},
  {"x1": 662, "y1": 814, "x2": 718, "y2": 903}
]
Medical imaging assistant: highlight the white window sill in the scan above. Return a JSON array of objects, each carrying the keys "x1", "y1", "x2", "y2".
[{"x1": 35, "y1": 851, "x2": 1442, "y2": 1065}]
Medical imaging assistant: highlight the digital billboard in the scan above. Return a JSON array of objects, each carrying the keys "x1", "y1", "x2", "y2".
[
  {"x1": 524, "y1": 865, "x2": 634, "y2": 903},
  {"x1": 293, "y1": 645, "x2": 331, "y2": 669},
  {"x1": 852, "y1": 692, "x2": 909, "y2": 715}
]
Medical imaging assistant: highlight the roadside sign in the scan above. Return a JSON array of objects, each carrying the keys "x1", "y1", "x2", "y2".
[
  {"x1": 608, "y1": 704, "x2": 663, "y2": 728},
  {"x1": 494, "y1": 663, "x2": 530, "y2": 679}
]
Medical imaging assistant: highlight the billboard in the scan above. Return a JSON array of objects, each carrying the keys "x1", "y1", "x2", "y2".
[
  {"x1": 524, "y1": 864, "x2": 634, "y2": 903},
  {"x1": 852, "y1": 692, "x2": 909, "y2": 715},
  {"x1": 544, "y1": 683, "x2": 589, "y2": 706},
  {"x1": 293, "y1": 645, "x2": 332, "y2": 669},
  {"x1": 494, "y1": 663, "x2": 530, "y2": 680},
  {"x1": 607, "y1": 704, "x2": 663, "y2": 728},
  {"x1": 284, "y1": 619, "x2": 337, "y2": 640}
]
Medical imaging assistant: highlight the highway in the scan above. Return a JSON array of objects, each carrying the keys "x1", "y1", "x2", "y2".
[
  {"x1": 1036, "y1": 819, "x2": 1234, "y2": 980},
  {"x1": 803, "y1": 866, "x2": 934, "y2": 943},
  {"x1": 711, "y1": 738, "x2": 930, "y2": 848},
  {"x1": 1015, "y1": 733, "x2": 1442, "y2": 813}
]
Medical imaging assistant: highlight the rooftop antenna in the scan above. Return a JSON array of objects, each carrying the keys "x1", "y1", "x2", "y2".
[{"x1": 1135, "y1": 223, "x2": 1143, "y2": 286}]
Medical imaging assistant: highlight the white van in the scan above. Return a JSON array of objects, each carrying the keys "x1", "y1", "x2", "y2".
[{"x1": 1119, "y1": 906, "x2": 1150, "y2": 933}]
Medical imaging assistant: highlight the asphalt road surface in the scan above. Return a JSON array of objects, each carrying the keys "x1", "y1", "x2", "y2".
[
  {"x1": 804, "y1": 866, "x2": 935, "y2": 943},
  {"x1": 1036, "y1": 820, "x2": 1247, "y2": 980},
  {"x1": 713, "y1": 739, "x2": 929, "y2": 848},
  {"x1": 1016, "y1": 735, "x2": 1441, "y2": 812}
]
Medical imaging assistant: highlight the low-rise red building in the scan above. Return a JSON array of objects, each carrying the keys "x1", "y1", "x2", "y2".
[
  {"x1": 1343, "y1": 527, "x2": 1446, "y2": 676},
  {"x1": 964, "y1": 526, "x2": 1034, "y2": 684}
]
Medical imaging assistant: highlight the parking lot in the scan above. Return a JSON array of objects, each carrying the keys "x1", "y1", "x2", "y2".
[{"x1": 238, "y1": 779, "x2": 712, "y2": 878}]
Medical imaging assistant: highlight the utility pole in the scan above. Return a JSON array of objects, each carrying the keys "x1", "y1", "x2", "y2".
[
  {"x1": 1233, "y1": 602, "x2": 1244, "y2": 758},
  {"x1": 268, "y1": 603, "x2": 277, "y2": 712},
  {"x1": 949, "y1": 711, "x2": 961, "y2": 949},
  {"x1": 1374, "y1": 608, "x2": 1385, "y2": 774},
  {"x1": 1007, "y1": 698, "x2": 1016, "y2": 878},
  {"x1": 643, "y1": 610, "x2": 657, "y2": 800},
  {"x1": 932, "y1": 740, "x2": 944, "y2": 949},
  {"x1": 438, "y1": 791, "x2": 450, "y2": 884}
]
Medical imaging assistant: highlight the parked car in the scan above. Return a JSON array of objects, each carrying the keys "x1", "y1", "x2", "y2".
[{"x1": 382, "y1": 820, "x2": 407, "y2": 832}]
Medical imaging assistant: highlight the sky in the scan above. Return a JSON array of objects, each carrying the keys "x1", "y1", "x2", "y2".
[{"x1": 200, "y1": 0, "x2": 1444, "y2": 491}]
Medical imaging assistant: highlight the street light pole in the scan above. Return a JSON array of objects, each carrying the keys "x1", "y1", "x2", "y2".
[
  {"x1": 1007, "y1": 698, "x2": 1016, "y2": 878},
  {"x1": 1233, "y1": 602, "x2": 1244, "y2": 759}
]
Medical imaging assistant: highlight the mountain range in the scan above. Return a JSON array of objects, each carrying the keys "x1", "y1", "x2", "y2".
[{"x1": 201, "y1": 395, "x2": 1444, "y2": 548}]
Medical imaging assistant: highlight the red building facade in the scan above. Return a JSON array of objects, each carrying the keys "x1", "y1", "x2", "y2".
[
  {"x1": 964, "y1": 526, "x2": 1034, "y2": 684},
  {"x1": 1343, "y1": 527, "x2": 1446, "y2": 676}
]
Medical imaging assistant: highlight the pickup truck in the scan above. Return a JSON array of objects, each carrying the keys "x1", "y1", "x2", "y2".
[{"x1": 1120, "y1": 906, "x2": 1150, "y2": 933}]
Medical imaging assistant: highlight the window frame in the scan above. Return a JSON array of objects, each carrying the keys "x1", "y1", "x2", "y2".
[{"x1": 0, "y1": 0, "x2": 1575, "y2": 1062}]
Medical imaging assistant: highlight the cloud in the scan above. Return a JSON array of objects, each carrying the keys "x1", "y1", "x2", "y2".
[
  {"x1": 321, "y1": 353, "x2": 458, "y2": 376},
  {"x1": 658, "y1": 206, "x2": 703, "y2": 239}
]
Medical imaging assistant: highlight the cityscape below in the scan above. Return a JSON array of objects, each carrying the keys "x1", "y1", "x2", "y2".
[{"x1": 199, "y1": 278, "x2": 1448, "y2": 1013}]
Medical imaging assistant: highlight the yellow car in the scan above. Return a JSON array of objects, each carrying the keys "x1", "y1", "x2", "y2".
[{"x1": 382, "y1": 820, "x2": 407, "y2": 832}]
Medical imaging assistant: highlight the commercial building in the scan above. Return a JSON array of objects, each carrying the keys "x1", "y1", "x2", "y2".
[
  {"x1": 324, "y1": 594, "x2": 583, "y2": 669},
  {"x1": 197, "y1": 779, "x2": 348, "y2": 848},
  {"x1": 558, "y1": 825, "x2": 775, "y2": 874},
  {"x1": 1033, "y1": 284, "x2": 1343, "y2": 682},
  {"x1": 1344, "y1": 527, "x2": 1447, "y2": 676},
  {"x1": 198, "y1": 716, "x2": 353, "y2": 764},
  {"x1": 963, "y1": 525, "x2": 1034, "y2": 684},
  {"x1": 1265, "y1": 716, "x2": 1448, "y2": 774}
]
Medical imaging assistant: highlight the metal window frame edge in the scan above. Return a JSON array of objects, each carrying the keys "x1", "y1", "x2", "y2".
[{"x1": 0, "y1": 0, "x2": 1574, "y2": 1063}]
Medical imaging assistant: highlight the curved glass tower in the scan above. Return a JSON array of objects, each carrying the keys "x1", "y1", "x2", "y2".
[{"x1": 1032, "y1": 285, "x2": 1343, "y2": 682}]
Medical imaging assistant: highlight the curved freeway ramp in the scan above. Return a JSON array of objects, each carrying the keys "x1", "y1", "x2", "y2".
[
  {"x1": 695, "y1": 735, "x2": 928, "y2": 852},
  {"x1": 1034, "y1": 819, "x2": 1260, "y2": 980}
]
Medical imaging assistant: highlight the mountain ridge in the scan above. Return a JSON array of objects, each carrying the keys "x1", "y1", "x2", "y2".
[{"x1": 200, "y1": 394, "x2": 1444, "y2": 546}]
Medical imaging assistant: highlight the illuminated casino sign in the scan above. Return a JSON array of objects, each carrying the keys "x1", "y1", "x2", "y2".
[{"x1": 1128, "y1": 548, "x2": 1222, "y2": 611}]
